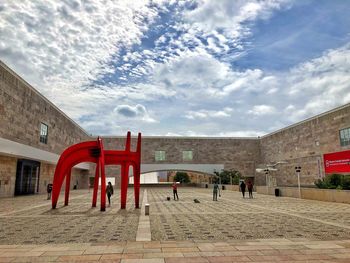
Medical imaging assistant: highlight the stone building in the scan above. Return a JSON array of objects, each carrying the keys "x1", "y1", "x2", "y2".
[
  {"x1": 1, "y1": 60, "x2": 349, "y2": 197},
  {"x1": 257, "y1": 104, "x2": 350, "y2": 187},
  {"x1": 101, "y1": 136, "x2": 260, "y2": 186},
  {"x1": 0, "y1": 61, "x2": 90, "y2": 197}
]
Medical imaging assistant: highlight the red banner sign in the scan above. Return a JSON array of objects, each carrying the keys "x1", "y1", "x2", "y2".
[{"x1": 323, "y1": 150, "x2": 350, "y2": 174}]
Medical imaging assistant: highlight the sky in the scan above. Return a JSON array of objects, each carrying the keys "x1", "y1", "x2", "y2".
[{"x1": 1, "y1": 0, "x2": 350, "y2": 137}]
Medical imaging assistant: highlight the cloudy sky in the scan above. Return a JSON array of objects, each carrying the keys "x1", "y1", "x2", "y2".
[{"x1": 1, "y1": 0, "x2": 350, "y2": 137}]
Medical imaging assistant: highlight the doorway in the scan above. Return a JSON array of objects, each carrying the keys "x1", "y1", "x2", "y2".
[{"x1": 15, "y1": 159, "x2": 40, "y2": 195}]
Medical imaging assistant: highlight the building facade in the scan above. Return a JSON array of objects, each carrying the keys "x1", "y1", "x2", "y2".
[
  {"x1": 102, "y1": 136, "x2": 260, "y2": 186},
  {"x1": 257, "y1": 104, "x2": 350, "y2": 186},
  {"x1": 1, "y1": 60, "x2": 349, "y2": 197},
  {"x1": 0, "y1": 61, "x2": 90, "y2": 197}
]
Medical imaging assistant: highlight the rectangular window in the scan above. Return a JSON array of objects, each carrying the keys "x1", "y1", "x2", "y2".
[
  {"x1": 40, "y1": 123, "x2": 48, "y2": 144},
  {"x1": 182, "y1": 150, "x2": 193, "y2": 161},
  {"x1": 340, "y1": 127, "x2": 350, "y2": 146},
  {"x1": 155, "y1": 151, "x2": 165, "y2": 161}
]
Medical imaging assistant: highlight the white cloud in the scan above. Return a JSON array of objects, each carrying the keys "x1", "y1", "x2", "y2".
[
  {"x1": 0, "y1": 0, "x2": 162, "y2": 96},
  {"x1": 154, "y1": 50, "x2": 230, "y2": 90},
  {"x1": 181, "y1": 0, "x2": 291, "y2": 58},
  {"x1": 248, "y1": 105, "x2": 277, "y2": 116},
  {"x1": 284, "y1": 44, "x2": 350, "y2": 122},
  {"x1": 185, "y1": 107, "x2": 233, "y2": 120},
  {"x1": 150, "y1": 49, "x2": 278, "y2": 101},
  {"x1": 114, "y1": 104, "x2": 157, "y2": 123},
  {"x1": 185, "y1": 0, "x2": 290, "y2": 32}
]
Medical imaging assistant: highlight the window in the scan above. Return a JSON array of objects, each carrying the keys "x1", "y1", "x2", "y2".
[
  {"x1": 155, "y1": 151, "x2": 165, "y2": 161},
  {"x1": 340, "y1": 127, "x2": 350, "y2": 146},
  {"x1": 40, "y1": 123, "x2": 48, "y2": 144},
  {"x1": 182, "y1": 150, "x2": 193, "y2": 161}
]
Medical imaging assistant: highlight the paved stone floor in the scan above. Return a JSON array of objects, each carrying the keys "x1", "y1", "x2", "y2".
[
  {"x1": 149, "y1": 188, "x2": 350, "y2": 241},
  {"x1": 1, "y1": 187, "x2": 350, "y2": 262}
]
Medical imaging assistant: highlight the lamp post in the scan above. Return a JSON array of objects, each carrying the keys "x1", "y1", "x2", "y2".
[
  {"x1": 295, "y1": 166, "x2": 301, "y2": 198},
  {"x1": 264, "y1": 168, "x2": 269, "y2": 194}
]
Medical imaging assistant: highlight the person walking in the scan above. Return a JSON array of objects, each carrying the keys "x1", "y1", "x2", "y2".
[
  {"x1": 213, "y1": 181, "x2": 220, "y2": 201},
  {"x1": 106, "y1": 182, "x2": 114, "y2": 206},
  {"x1": 240, "y1": 180, "x2": 246, "y2": 198},
  {"x1": 47, "y1": 183, "x2": 53, "y2": 200},
  {"x1": 172, "y1": 181, "x2": 179, "y2": 200},
  {"x1": 247, "y1": 179, "x2": 253, "y2": 199}
]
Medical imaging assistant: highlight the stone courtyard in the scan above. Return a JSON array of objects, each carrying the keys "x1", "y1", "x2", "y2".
[{"x1": 1, "y1": 187, "x2": 350, "y2": 262}]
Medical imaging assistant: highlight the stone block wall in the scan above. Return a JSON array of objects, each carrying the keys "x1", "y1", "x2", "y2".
[
  {"x1": 101, "y1": 136, "x2": 261, "y2": 186},
  {"x1": 0, "y1": 156, "x2": 16, "y2": 197},
  {"x1": 39, "y1": 164, "x2": 88, "y2": 194}
]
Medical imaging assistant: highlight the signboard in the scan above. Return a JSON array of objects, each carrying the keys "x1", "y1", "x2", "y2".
[{"x1": 323, "y1": 150, "x2": 350, "y2": 174}]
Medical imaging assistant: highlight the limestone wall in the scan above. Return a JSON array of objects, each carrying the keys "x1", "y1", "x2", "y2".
[
  {"x1": 101, "y1": 136, "x2": 261, "y2": 186},
  {"x1": 0, "y1": 156, "x2": 16, "y2": 197}
]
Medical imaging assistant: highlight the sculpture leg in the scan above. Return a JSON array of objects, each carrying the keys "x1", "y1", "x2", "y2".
[
  {"x1": 120, "y1": 163, "x2": 129, "y2": 209},
  {"x1": 52, "y1": 164, "x2": 68, "y2": 209},
  {"x1": 64, "y1": 170, "x2": 71, "y2": 206},
  {"x1": 133, "y1": 164, "x2": 140, "y2": 209},
  {"x1": 100, "y1": 160, "x2": 106, "y2": 212},
  {"x1": 92, "y1": 162, "x2": 99, "y2": 207},
  {"x1": 52, "y1": 171, "x2": 62, "y2": 209}
]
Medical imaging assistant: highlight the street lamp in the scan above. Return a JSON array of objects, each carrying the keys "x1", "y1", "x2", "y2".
[
  {"x1": 264, "y1": 168, "x2": 269, "y2": 193},
  {"x1": 256, "y1": 161, "x2": 286, "y2": 195},
  {"x1": 295, "y1": 166, "x2": 301, "y2": 198}
]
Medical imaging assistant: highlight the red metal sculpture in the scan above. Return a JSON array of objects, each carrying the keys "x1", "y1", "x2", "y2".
[{"x1": 51, "y1": 132, "x2": 141, "y2": 211}]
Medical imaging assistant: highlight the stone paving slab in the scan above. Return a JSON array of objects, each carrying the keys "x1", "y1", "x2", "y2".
[
  {"x1": 1, "y1": 187, "x2": 350, "y2": 262},
  {"x1": 148, "y1": 188, "x2": 350, "y2": 241},
  {"x1": 0, "y1": 189, "x2": 142, "y2": 244},
  {"x1": 1, "y1": 239, "x2": 350, "y2": 262}
]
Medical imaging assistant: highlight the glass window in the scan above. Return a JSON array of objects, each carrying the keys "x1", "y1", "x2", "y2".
[
  {"x1": 155, "y1": 151, "x2": 165, "y2": 161},
  {"x1": 40, "y1": 123, "x2": 48, "y2": 144},
  {"x1": 340, "y1": 127, "x2": 350, "y2": 146},
  {"x1": 182, "y1": 150, "x2": 193, "y2": 161}
]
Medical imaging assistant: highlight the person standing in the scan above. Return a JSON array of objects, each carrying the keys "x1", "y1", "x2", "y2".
[
  {"x1": 47, "y1": 183, "x2": 53, "y2": 200},
  {"x1": 247, "y1": 179, "x2": 254, "y2": 199},
  {"x1": 172, "y1": 181, "x2": 179, "y2": 200},
  {"x1": 240, "y1": 180, "x2": 246, "y2": 198},
  {"x1": 213, "y1": 182, "x2": 220, "y2": 201},
  {"x1": 106, "y1": 182, "x2": 114, "y2": 206}
]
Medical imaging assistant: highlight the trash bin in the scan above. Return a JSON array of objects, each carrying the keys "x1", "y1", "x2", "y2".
[
  {"x1": 275, "y1": 188, "x2": 280, "y2": 197},
  {"x1": 222, "y1": 185, "x2": 225, "y2": 190},
  {"x1": 205, "y1": 184, "x2": 208, "y2": 188}
]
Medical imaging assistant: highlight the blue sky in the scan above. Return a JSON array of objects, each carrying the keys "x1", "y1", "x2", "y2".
[{"x1": 1, "y1": 0, "x2": 350, "y2": 136}]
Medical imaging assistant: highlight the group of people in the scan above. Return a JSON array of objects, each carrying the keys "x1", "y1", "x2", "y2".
[
  {"x1": 47, "y1": 179, "x2": 254, "y2": 206},
  {"x1": 103, "y1": 179, "x2": 254, "y2": 206},
  {"x1": 212, "y1": 179, "x2": 254, "y2": 201},
  {"x1": 239, "y1": 179, "x2": 254, "y2": 198}
]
